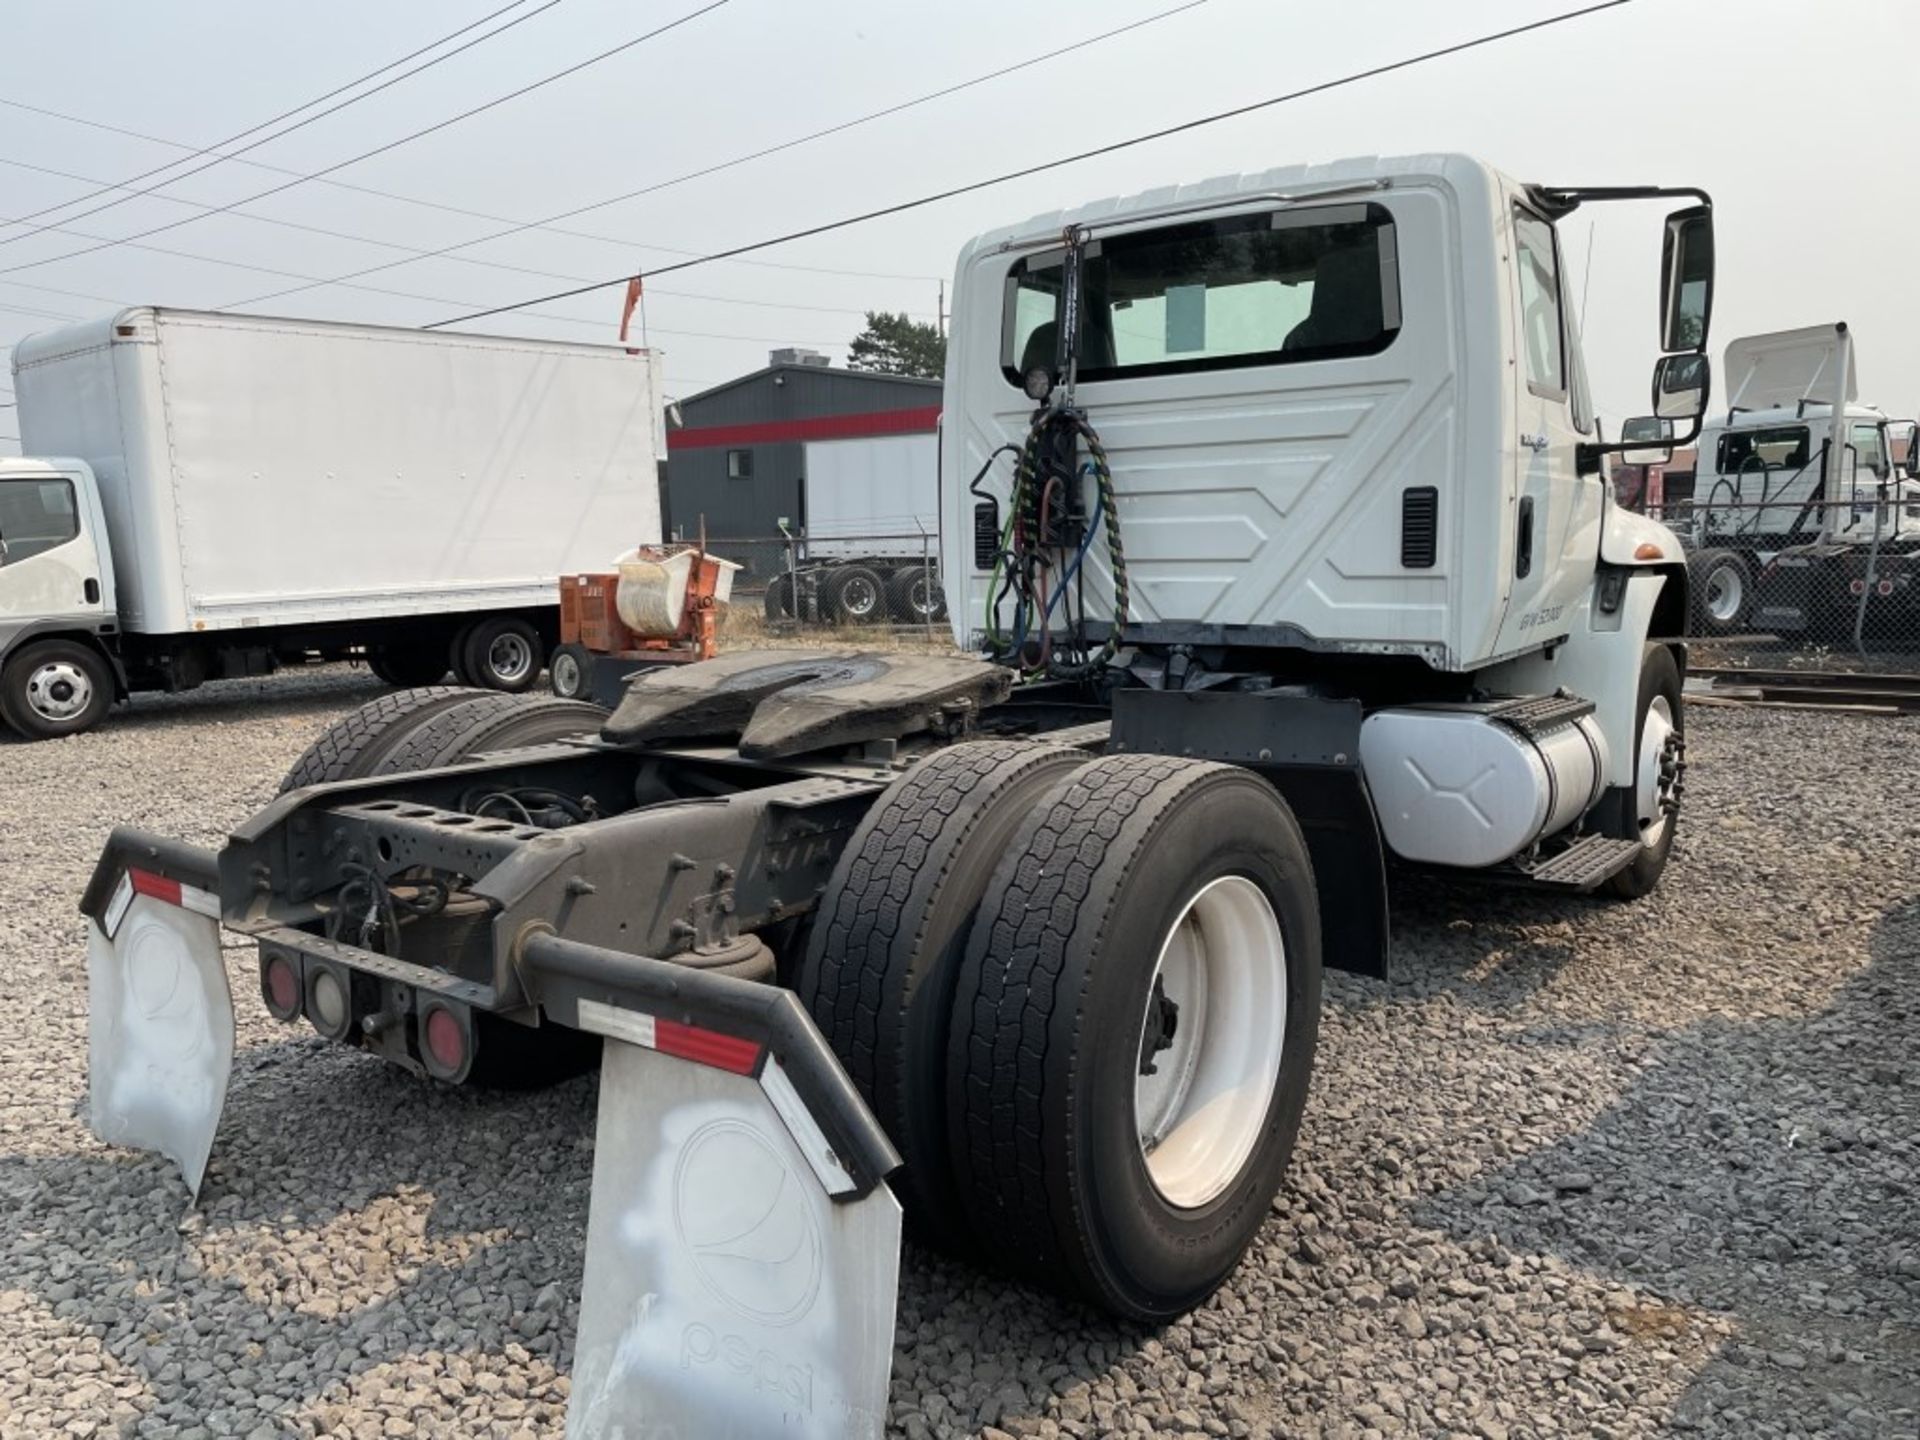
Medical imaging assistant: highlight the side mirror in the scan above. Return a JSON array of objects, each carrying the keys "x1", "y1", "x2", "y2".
[
  {"x1": 1892, "y1": 420, "x2": 1918, "y2": 477},
  {"x1": 1660, "y1": 205, "x2": 1714, "y2": 353},
  {"x1": 1620, "y1": 415, "x2": 1674, "y2": 468},
  {"x1": 1652, "y1": 351, "x2": 1710, "y2": 423}
]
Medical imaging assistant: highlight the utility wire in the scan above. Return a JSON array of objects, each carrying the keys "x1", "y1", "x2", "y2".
[
  {"x1": 0, "y1": 0, "x2": 562, "y2": 249},
  {"x1": 0, "y1": 159, "x2": 936, "y2": 317},
  {"x1": 0, "y1": 96, "x2": 941, "y2": 284},
  {"x1": 0, "y1": 1, "x2": 731, "y2": 280},
  {"x1": 0, "y1": 0, "x2": 546, "y2": 239},
  {"x1": 0, "y1": 264, "x2": 848, "y2": 346},
  {"x1": 218, "y1": 0, "x2": 1213, "y2": 310},
  {"x1": 0, "y1": 300, "x2": 79, "y2": 322},
  {"x1": 425, "y1": 0, "x2": 1634, "y2": 330}
]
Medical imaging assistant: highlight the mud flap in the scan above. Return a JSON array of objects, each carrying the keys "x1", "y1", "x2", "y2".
[
  {"x1": 519, "y1": 934, "x2": 904, "y2": 1440},
  {"x1": 82, "y1": 850, "x2": 233, "y2": 1200}
]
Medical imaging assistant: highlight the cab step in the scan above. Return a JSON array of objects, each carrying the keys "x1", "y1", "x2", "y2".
[{"x1": 1514, "y1": 833, "x2": 1643, "y2": 889}]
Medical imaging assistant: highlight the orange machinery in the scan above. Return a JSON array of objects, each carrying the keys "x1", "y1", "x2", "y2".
[{"x1": 549, "y1": 545, "x2": 734, "y2": 703}]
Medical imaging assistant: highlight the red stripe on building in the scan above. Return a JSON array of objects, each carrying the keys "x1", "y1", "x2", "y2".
[{"x1": 670, "y1": 404, "x2": 941, "y2": 451}]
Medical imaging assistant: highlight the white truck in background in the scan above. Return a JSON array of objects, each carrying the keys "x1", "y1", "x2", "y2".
[
  {"x1": 763, "y1": 431, "x2": 946, "y2": 623},
  {"x1": 1, "y1": 308, "x2": 664, "y2": 738},
  {"x1": 1678, "y1": 323, "x2": 1919, "y2": 637}
]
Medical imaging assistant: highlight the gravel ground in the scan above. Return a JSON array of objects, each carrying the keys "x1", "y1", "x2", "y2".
[{"x1": 0, "y1": 668, "x2": 1915, "y2": 1439}]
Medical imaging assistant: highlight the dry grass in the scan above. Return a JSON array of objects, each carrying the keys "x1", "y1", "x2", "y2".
[{"x1": 716, "y1": 601, "x2": 958, "y2": 655}]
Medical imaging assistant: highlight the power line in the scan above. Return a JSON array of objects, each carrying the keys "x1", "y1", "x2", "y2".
[
  {"x1": 0, "y1": 0, "x2": 549, "y2": 239},
  {"x1": 0, "y1": 159, "x2": 936, "y2": 318},
  {"x1": 426, "y1": 0, "x2": 1633, "y2": 331},
  {"x1": 0, "y1": 1, "x2": 560, "y2": 251},
  {"x1": 217, "y1": 0, "x2": 1213, "y2": 310},
  {"x1": 0, "y1": 1, "x2": 732, "y2": 280},
  {"x1": 0, "y1": 263, "x2": 849, "y2": 346},
  {"x1": 0, "y1": 300, "x2": 79, "y2": 322},
  {"x1": 0, "y1": 95, "x2": 941, "y2": 284}
]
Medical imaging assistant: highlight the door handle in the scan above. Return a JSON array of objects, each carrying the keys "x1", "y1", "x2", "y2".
[{"x1": 85, "y1": 578, "x2": 100, "y2": 604}]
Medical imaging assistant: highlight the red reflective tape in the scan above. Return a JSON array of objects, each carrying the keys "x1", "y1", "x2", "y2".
[
  {"x1": 129, "y1": 868, "x2": 183, "y2": 907},
  {"x1": 669, "y1": 404, "x2": 941, "y2": 451},
  {"x1": 653, "y1": 1018, "x2": 763, "y2": 1075}
]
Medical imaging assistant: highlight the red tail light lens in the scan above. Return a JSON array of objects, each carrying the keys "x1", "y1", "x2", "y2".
[
  {"x1": 261, "y1": 953, "x2": 301, "y2": 1022},
  {"x1": 423, "y1": 1007, "x2": 467, "y2": 1076}
]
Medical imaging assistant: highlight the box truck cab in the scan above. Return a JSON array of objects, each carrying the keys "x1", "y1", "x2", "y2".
[
  {"x1": 3, "y1": 308, "x2": 665, "y2": 739},
  {"x1": 0, "y1": 457, "x2": 118, "y2": 732}
]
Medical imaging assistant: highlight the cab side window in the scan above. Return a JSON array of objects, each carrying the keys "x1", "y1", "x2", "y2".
[
  {"x1": 0, "y1": 478, "x2": 78, "y2": 566},
  {"x1": 1851, "y1": 423, "x2": 1888, "y2": 477},
  {"x1": 1513, "y1": 211, "x2": 1565, "y2": 398}
]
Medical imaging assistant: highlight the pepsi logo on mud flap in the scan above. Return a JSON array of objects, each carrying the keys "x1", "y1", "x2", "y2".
[{"x1": 672, "y1": 1117, "x2": 825, "y2": 1327}]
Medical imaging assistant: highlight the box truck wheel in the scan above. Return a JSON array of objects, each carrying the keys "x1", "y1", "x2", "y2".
[
  {"x1": 795, "y1": 740, "x2": 1090, "y2": 1252},
  {"x1": 945, "y1": 755, "x2": 1322, "y2": 1320},
  {"x1": 0, "y1": 638, "x2": 114, "y2": 739},
  {"x1": 368, "y1": 640, "x2": 453, "y2": 687},
  {"x1": 278, "y1": 687, "x2": 481, "y2": 792},
  {"x1": 461, "y1": 617, "x2": 544, "y2": 692},
  {"x1": 826, "y1": 565, "x2": 887, "y2": 625},
  {"x1": 1596, "y1": 644, "x2": 1684, "y2": 900}
]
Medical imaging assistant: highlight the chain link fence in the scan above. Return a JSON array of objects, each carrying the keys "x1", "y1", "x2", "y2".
[
  {"x1": 698, "y1": 527, "x2": 953, "y2": 649},
  {"x1": 1621, "y1": 449, "x2": 1920, "y2": 673}
]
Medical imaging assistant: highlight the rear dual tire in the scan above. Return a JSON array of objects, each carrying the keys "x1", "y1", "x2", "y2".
[
  {"x1": 451, "y1": 616, "x2": 545, "y2": 692},
  {"x1": 802, "y1": 746, "x2": 1322, "y2": 1320}
]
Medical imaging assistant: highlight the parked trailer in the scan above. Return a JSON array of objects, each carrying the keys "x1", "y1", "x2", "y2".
[
  {"x1": 0, "y1": 309, "x2": 664, "y2": 737},
  {"x1": 80, "y1": 155, "x2": 1714, "y2": 1436},
  {"x1": 763, "y1": 431, "x2": 946, "y2": 624}
]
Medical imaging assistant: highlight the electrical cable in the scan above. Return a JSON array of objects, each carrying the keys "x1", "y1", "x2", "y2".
[
  {"x1": 0, "y1": 247, "x2": 850, "y2": 345},
  {"x1": 0, "y1": 0, "x2": 563, "y2": 247},
  {"x1": 0, "y1": 98, "x2": 941, "y2": 282},
  {"x1": 0, "y1": 1, "x2": 732, "y2": 280},
  {"x1": 421, "y1": 0, "x2": 1634, "y2": 330},
  {"x1": 216, "y1": 0, "x2": 1213, "y2": 311},
  {"x1": 0, "y1": 155, "x2": 940, "y2": 316}
]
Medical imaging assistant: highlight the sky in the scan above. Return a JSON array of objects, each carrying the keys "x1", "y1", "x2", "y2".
[{"x1": 1, "y1": 0, "x2": 1915, "y2": 454}]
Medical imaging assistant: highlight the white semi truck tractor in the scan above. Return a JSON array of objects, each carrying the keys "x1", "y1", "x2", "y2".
[
  {"x1": 77, "y1": 155, "x2": 1711, "y2": 1437},
  {"x1": 1, "y1": 309, "x2": 664, "y2": 738}
]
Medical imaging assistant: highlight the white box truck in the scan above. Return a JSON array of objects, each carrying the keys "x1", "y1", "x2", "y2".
[{"x1": 0, "y1": 308, "x2": 664, "y2": 737}]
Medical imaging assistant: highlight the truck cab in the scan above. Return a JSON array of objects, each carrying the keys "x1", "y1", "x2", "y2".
[
  {"x1": 0, "y1": 457, "x2": 118, "y2": 733},
  {"x1": 943, "y1": 155, "x2": 1695, "y2": 667}
]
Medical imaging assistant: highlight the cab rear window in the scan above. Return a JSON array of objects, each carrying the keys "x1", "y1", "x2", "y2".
[{"x1": 1003, "y1": 202, "x2": 1400, "y2": 386}]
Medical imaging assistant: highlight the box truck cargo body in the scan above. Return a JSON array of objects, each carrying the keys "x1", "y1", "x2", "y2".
[{"x1": 0, "y1": 308, "x2": 663, "y2": 737}]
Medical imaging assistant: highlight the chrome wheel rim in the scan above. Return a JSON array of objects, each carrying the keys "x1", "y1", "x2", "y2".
[
  {"x1": 1635, "y1": 694, "x2": 1680, "y2": 848},
  {"x1": 842, "y1": 576, "x2": 879, "y2": 617},
  {"x1": 1706, "y1": 564, "x2": 1744, "y2": 623},
  {"x1": 25, "y1": 660, "x2": 92, "y2": 722},
  {"x1": 1134, "y1": 875, "x2": 1287, "y2": 1209},
  {"x1": 550, "y1": 650, "x2": 582, "y2": 697},
  {"x1": 486, "y1": 632, "x2": 535, "y2": 685}
]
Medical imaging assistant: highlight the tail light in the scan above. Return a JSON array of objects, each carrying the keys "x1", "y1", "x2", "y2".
[
  {"x1": 420, "y1": 1004, "x2": 472, "y2": 1082},
  {"x1": 260, "y1": 950, "x2": 302, "y2": 1022}
]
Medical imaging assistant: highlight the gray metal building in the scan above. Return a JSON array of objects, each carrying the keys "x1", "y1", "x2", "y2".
[{"x1": 663, "y1": 351, "x2": 940, "y2": 580}]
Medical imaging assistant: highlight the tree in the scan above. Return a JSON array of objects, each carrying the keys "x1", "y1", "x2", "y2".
[{"x1": 847, "y1": 310, "x2": 946, "y2": 379}]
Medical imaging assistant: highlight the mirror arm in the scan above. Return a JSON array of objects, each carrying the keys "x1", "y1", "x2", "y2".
[
  {"x1": 1576, "y1": 409, "x2": 1708, "y2": 470},
  {"x1": 1526, "y1": 184, "x2": 1712, "y2": 219}
]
